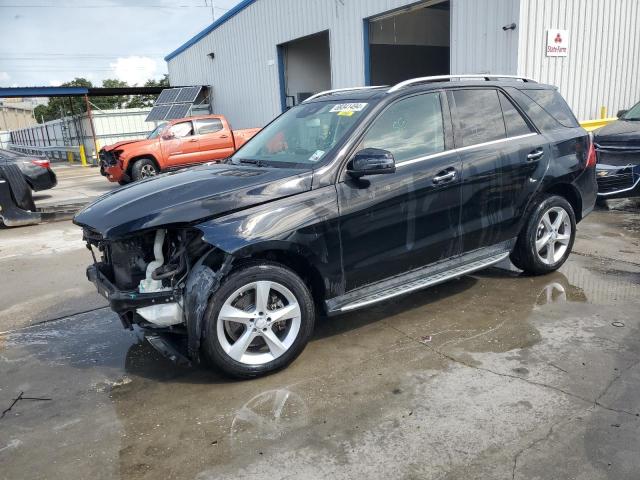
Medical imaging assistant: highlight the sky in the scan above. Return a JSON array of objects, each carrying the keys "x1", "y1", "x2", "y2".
[{"x1": 0, "y1": 0, "x2": 242, "y2": 88}]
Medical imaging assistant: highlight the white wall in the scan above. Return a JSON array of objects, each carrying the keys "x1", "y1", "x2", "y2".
[
  {"x1": 518, "y1": 0, "x2": 640, "y2": 120},
  {"x1": 168, "y1": 0, "x2": 522, "y2": 129}
]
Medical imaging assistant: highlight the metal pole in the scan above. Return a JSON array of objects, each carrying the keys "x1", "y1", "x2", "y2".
[{"x1": 84, "y1": 94, "x2": 99, "y2": 165}]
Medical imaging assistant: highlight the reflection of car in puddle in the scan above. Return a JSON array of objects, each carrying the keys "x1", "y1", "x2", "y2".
[
  {"x1": 533, "y1": 275, "x2": 588, "y2": 306},
  {"x1": 230, "y1": 389, "x2": 309, "y2": 444}
]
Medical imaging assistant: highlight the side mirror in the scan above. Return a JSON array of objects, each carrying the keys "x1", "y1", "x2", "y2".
[
  {"x1": 161, "y1": 131, "x2": 175, "y2": 140},
  {"x1": 347, "y1": 148, "x2": 396, "y2": 178},
  {"x1": 617, "y1": 109, "x2": 628, "y2": 118}
]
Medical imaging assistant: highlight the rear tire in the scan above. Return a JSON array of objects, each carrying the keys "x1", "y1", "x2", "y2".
[
  {"x1": 510, "y1": 195, "x2": 576, "y2": 275},
  {"x1": 131, "y1": 158, "x2": 158, "y2": 181},
  {"x1": 201, "y1": 262, "x2": 315, "y2": 379}
]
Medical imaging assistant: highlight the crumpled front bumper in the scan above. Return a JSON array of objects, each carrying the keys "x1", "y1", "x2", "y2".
[{"x1": 87, "y1": 263, "x2": 178, "y2": 323}]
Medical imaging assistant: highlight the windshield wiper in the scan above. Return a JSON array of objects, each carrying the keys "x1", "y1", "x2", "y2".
[{"x1": 238, "y1": 159, "x2": 268, "y2": 167}]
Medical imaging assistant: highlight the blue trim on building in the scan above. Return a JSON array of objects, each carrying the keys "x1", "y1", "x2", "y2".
[
  {"x1": 0, "y1": 87, "x2": 89, "y2": 98},
  {"x1": 363, "y1": 19, "x2": 371, "y2": 86},
  {"x1": 164, "y1": 0, "x2": 258, "y2": 61},
  {"x1": 277, "y1": 45, "x2": 287, "y2": 112}
]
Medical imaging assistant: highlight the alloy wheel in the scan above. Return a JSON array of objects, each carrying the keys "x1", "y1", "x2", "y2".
[
  {"x1": 140, "y1": 164, "x2": 157, "y2": 177},
  {"x1": 535, "y1": 206, "x2": 572, "y2": 265},
  {"x1": 216, "y1": 280, "x2": 302, "y2": 365}
]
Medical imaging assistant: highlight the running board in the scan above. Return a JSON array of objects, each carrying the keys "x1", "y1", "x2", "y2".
[{"x1": 326, "y1": 249, "x2": 511, "y2": 315}]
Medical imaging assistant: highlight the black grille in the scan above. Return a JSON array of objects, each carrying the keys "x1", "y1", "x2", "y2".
[
  {"x1": 597, "y1": 172, "x2": 634, "y2": 193},
  {"x1": 99, "y1": 149, "x2": 117, "y2": 166}
]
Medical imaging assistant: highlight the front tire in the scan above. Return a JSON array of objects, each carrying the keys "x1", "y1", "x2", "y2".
[
  {"x1": 131, "y1": 158, "x2": 158, "y2": 181},
  {"x1": 510, "y1": 195, "x2": 576, "y2": 275},
  {"x1": 202, "y1": 262, "x2": 315, "y2": 378}
]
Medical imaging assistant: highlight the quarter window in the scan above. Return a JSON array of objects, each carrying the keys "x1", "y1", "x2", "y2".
[
  {"x1": 452, "y1": 89, "x2": 506, "y2": 147},
  {"x1": 195, "y1": 118, "x2": 224, "y2": 135},
  {"x1": 521, "y1": 89, "x2": 579, "y2": 128},
  {"x1": 360, "y1": 93, "x2": 445, "y2": 164},
  {"x1": 498, "y1": 92, "x2": 534, "y2": 137}
]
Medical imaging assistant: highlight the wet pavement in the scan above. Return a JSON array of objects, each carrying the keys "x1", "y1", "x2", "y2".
[{"x1": 1, "y1": 208, "x2": 639, "y2": 479}]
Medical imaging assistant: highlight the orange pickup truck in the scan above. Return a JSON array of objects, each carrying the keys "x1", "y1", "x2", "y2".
[{"x1": 99, "y1": 114, "x2": 260, "y2": 184}]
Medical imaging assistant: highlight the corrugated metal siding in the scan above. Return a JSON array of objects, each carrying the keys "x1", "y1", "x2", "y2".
[
  {"x1": 518, "y1": 0, "x2": 640, "y2": 120},
  {"x1": 168, "y1": 0, "x2": 522, "y2": 129},
  {"x1": 450, "y1": 0, "x2": 520, "y2": 75}
]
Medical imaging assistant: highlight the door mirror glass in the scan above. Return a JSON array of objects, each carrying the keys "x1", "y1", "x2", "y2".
[
  {"x1": 617, "y1": 109, "x2": 628, "y2": 118},
  {"x1": 347, "y1": 148, "x2": 395, "y2": 178},
  {"x1": 161, "y1": 131, "x2": 175, "y2": 140}
]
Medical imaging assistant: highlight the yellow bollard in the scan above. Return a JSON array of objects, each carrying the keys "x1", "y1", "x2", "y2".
[
  {"x1": 600, "y1": 106, "x2": 607, "y2": 119},
  {"x1": 79, "y1": 145, "x2": 88, "y2": 167},
  {"x1": 67, "y1": 151, "x2": 74, "y2": 163}
]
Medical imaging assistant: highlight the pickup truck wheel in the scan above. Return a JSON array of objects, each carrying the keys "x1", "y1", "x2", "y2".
[
  {"x1": 510, "y1": 195, "x2": 576, "y2": 275},
  {"x1": 202, "y1": 262, "x2": 315, "y2": 379},
  {"x1": 131, "y1": 158, "x2": 158, "y2": 181}
]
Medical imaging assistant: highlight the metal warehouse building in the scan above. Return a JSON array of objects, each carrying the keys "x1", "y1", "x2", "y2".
[{"x1": 166, "y1": 0, "x2": 640, "y2": 129}]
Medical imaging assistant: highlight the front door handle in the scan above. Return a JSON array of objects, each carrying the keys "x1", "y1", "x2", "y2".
[
  {"x1": 433, "y1": 168, "x2": 457, "y2": 184},
  {"x1": 219, "y1": 134, "x2": 229, "y2": 139},
  {"x1": 527, "y1": 148, "x2": 544, "y2": 161}
]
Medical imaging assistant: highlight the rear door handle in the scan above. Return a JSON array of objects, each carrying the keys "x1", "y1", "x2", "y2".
[
  {"x1": 527, "y1": 148, "x2": 544, "y2": 161},
  {"x1": 433, "y1": 167, "x2": 457, "y2": 184},
  {"x1": 188, "y1": 138, "x2": 198, "y2": 143}
]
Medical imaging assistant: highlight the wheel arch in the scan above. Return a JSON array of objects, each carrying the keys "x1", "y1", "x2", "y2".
[
  {"x1": 233, "y1": 243, "x2": 327, "y2": 314},
  {"x1": 543, "y1": 182, "x2": 583, "y2": 222},
  {"x1": 126, "y1": 154, "x2": 161, "y2": 176}
]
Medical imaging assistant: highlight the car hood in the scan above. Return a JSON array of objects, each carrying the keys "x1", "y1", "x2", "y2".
[
  {"x1": 594, "y1": 120, "x2": 640, "y2": 144},
  {"x1": 73, "y1": 164, "x2": 312, "y2": 239},
  {"x1": 102, "y1": 138, "x2": 155, "y2": 151}
]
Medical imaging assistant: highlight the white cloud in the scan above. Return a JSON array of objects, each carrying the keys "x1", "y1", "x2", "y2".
[
  {"x1": 49, "y1": 79, "x2": 62, "y2": 87},
  {"x1": 109, "y1": 56, "x2": 159, "y2": 86},
  {"x1": 0, "y1": 72, "x2": 10, "y2": 86}
]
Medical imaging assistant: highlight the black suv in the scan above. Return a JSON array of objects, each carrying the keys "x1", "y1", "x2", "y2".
[{"x1": 74, "y1": 75, "x2": 597, "y2": 378}]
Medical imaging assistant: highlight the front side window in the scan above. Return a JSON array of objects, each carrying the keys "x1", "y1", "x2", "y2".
[
  {"x1": 452, "y1": 89, "x2": 506, "y2": 147},
  {"x1": 169, "y1": 121, "x2": 193, "y2": 138},
  {"x1": 195, "y1": 118, "x2": 224, "y2": 135},
  {"x1": 147, "y1": 122, "x2": 167, "y2": 139},
  {"x1": 233, "y1": 100, "x2": 370, "y2": 168},
  {"x1": 621, "y1": 101, "x2": 640, "y2": 120},
  {"x1": 360, "y1": 92, "x2": 445, "y2": 163}
]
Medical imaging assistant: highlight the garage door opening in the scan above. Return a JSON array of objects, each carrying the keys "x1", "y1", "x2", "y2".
[
  {"x1": 278, "y1": 31, "x2": 331, "y2": 109},
  {"x1": 366, "y1": 1, "x2": 450, "y2": 86}
]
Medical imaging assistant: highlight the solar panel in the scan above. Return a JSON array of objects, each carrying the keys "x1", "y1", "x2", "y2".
[
  {"x1": 145, "y1": 105, "x2": 171, "y2": 122},
  {"x1": 155, "y1": 88, "x2": 181, "y2": 105},
  {"x1": 175, "y1": 86, "x2": 201, "y2": 103},
  {"x1": 165, "y1": 103, "x2": 191, "y2": 120}
]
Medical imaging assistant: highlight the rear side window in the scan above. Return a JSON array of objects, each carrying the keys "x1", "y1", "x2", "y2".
[
  {"x1": 195, "y1": 118, "x2": 224, "y2": 135},
  {"x1": 451, "y1": 89, "x2": 506, "y2": 147},
  {"x1": 361, "y1": 92, "x2": 445, "y2": 163},
  {"x1": 498, "y1": 92, "x2": 534, "y2": 137},
  {"x1": 521, "y1": 89, "x2": 579, "y2": 128},
  {"x1": 505, "y1": 87, "x2": 578, "y2": 132}
]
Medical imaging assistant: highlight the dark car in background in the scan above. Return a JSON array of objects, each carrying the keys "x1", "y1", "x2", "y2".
[
  {"x1": 0, "y1": 148, "x2": 57, "y2": 191},
  {"x1": 594, "y1": 101, "x2": 640, "y2": 199},
  {"x1": 75, "y1": 75, "x2": 596, "y2": 378}
]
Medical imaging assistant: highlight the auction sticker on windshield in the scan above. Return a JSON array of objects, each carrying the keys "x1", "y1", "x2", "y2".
[{"x1": 330, "y1": 103, "x2": 368, "y2": 113}]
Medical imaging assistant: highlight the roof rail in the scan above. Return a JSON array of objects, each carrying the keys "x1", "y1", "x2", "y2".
[
  {"x1": 387, "y1": 74, "x2": 536, "y2": 93},
  {"x1": 303, "y1": 86, "x2": 385, "y2": 103}
]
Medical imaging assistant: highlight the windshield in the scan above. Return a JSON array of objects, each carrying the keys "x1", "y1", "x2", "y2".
[
  {"x1": 147, "y1": 122, "x2": 168, "y2": 139},
  {"x1": 622, "y1": 102, "x2": 640, "y2": 121},
  {"x1": 232, "y1": 101, "x2": 371, "y2": 168}
]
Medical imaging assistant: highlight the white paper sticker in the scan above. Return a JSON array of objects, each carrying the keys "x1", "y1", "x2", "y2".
[
  {"x1": 329, "y1": 103, "x2": 368, "y2": 113},
  {"x1": 308, "y1": 150, "x2": 325, "y2": 162}
]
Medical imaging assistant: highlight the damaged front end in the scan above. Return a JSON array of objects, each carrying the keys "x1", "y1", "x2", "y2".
[{"x1": 83, "y1": 226, "x2": 229, "y2": 361}]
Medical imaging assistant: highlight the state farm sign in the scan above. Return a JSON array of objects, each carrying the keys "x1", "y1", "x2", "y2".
[{"x1": 546, "y1": 29, "x2": 569, "y2": 57}]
